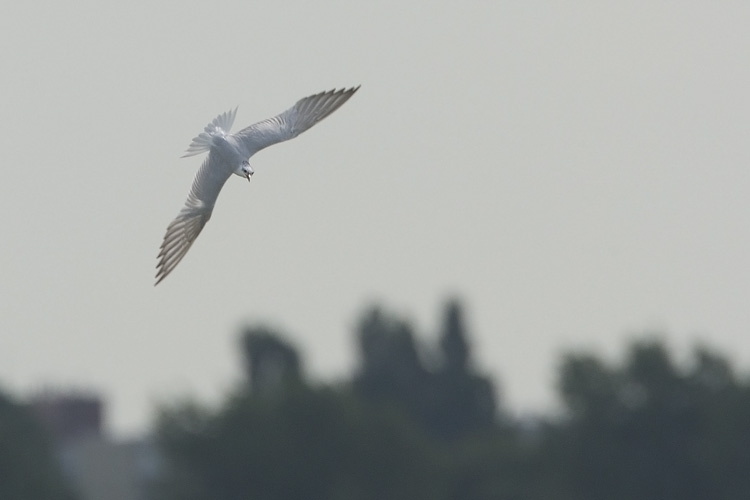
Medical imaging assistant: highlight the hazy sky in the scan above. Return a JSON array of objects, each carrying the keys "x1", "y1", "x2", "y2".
[{"x1": 2, "y1": 2, "x2": 749, "y2": 437}]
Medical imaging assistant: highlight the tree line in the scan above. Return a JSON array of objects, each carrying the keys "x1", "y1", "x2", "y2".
[
  {"x1": 153, "y1": 300, "x2": 750, "y2": 500},
  {"x1": 4, "y1": 299, "x2": 750, "y2": 499}
]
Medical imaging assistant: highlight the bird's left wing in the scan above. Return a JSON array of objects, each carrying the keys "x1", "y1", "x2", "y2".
[
  {"x1": 234, "y1": 86, "x2": 359, "y2": 157},
  {"x1": 155, "y1": 152, "x2": 234, "y2": 285}
]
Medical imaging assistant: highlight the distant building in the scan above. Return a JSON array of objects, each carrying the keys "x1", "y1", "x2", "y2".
[
  {"x1": 28, "y1": 391, "x2": 103, "y2": 442},
  {"x1": 27, "y1": 391, "x2": 158, "y2": 500},
  {"x1": 58, "y1": 436, "x2": 158, "y2": 500}
]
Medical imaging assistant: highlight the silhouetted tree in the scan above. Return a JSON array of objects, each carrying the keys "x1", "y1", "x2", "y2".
[
  {"x1": 240, "y1": 325, "x2": 302, "y2": 394},
  {"x1": 552, "y1": 339, "x2": 750, "y2": 500},
  {"x1": 353, "y1": 306, "x2": 428, "y2": 414},
  {"x1": 431, "y1": 299, "x2": 496, "y2": 439},
  {"x1": 440, "y1": 299, "x2": 469, "y2": 372},
  {"x1": 353, "y1": 301, "x2": 497, "y2": 440}
]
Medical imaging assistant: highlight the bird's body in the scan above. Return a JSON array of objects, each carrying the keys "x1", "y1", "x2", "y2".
[{"x1": 155, "y1": 86, "x2": 360, "y2": 285}]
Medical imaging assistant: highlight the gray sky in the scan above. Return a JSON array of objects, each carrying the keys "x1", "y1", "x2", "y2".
[{"x1": 2, "y1": 2, "x2": 749, "y2": 437}]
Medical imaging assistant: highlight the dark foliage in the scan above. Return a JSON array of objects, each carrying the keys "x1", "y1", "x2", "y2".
[
  {"x1": 240, "y1": 325, "x2": 303, "y2": 394},
  {"x1": 152, "y1": 302, "x2": 750, "y2": 500},
  {"x1": 353, "y1": 300, "x2": 497, "y2": 441}
]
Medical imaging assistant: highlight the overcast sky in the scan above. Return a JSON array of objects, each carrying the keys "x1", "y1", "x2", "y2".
[{"x1": 1, "y1": 2, "x2": 749, "y2": 437}]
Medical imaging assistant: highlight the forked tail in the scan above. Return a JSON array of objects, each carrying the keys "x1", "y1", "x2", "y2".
[{"x1": 182, "y1": 107, "x2": 238, "y2": 157}]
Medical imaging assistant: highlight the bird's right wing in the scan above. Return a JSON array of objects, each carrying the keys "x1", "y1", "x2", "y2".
[
  {"x1": 234, "y1": 86, "x2": 360, "y2": 157},
  {"x1": 155, "y1": 152, "x2": 234, "y2": 285}
]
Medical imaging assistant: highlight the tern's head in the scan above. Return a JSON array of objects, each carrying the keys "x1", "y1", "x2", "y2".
[{"x1": 239, "y1": 160, "x2": 254, "y2": 182}]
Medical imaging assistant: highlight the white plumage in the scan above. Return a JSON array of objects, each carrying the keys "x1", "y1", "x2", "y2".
[{"x1": 156, "y1": 86, "x2": 360, "y2": 285}]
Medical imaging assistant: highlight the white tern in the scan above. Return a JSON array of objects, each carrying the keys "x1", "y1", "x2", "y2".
[{"x1": 156, "y1": 86, "x2": 360, "y2": 285}]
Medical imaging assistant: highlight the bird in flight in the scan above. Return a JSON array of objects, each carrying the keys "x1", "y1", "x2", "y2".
[{"x1": 155, "y1": 86, "x2": 360, "y2": 285}]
